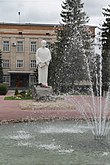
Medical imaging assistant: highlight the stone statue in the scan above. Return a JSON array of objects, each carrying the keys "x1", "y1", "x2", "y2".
[{"x1": 36, "y1": 40, "x2": 51, "y2": 87}]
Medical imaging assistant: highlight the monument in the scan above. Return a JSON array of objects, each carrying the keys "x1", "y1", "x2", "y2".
[
  {"x1": 33, "y1": 40, "x2": 53, "y2": 100},
  {"x1": 36, "y1": 40, "x2": 51, "y2": 86}
]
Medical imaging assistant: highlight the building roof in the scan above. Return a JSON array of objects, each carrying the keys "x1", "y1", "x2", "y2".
[
  {"x1": 0, "y1": 22, "x2": 59, "y2": 32},
  {"x1": 0, "y1": 22, "x2": 59, "y2": 27}
]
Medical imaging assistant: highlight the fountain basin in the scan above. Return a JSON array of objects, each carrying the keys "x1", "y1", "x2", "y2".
[{"x1": 0, "y1": 121, "x2": 110, "y2": 165}]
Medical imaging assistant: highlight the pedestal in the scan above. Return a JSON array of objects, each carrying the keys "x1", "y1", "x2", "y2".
[{"x1": 32, "y1": 85, "x2": 53, "y2": 101}]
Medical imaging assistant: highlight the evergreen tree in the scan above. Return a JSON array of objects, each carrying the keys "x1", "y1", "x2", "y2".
[
  {"x1": 102, "y1": 5, "x2": 110, "y2": 91},
  {"x1": 0, "y1": 50, "x2": 3, "y2": 83},
  {"x1": 49, "y1": 0, "x2": 93, "y2": 93}
]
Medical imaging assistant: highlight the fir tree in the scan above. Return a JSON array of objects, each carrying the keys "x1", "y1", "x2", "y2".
[
  {"x1": 49, "y1": 0, "x2": 93, "y2": 93},
  {"x1": 0, "y1": 50, "x2": 3, "y2": 83},
  {"x1": 102, "y1": 5, "x2": 110, "y2": 91}
]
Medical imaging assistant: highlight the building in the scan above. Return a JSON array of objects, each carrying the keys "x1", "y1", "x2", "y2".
[
  {"x1": 0, "y1": 23, "x2": 57, "y2": 88},
  {"x1": 0, "y1": 22, "x2": 96, "y2": 88}
]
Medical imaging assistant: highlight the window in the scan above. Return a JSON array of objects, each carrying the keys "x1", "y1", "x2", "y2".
[
  {"x1": 16, "y1": 41, "x2": 23, "y2": 52},
  {"x1": 30, "y1": 60, "x2": 36, "y2": 68},
  {"x1": 3, "y1": 41, "x2": 10, "y2": 52},
  {"x1": 3, "y1": 75, "x2": 9, "y2": 84},
  {"x1": 31, "y1": 42, "x2": 37, "y2": 53},
  {"x1": 16, "y1": 60, "x2": 24, "y2": 68},
  {"x1": 3, "y1": 60, "x2": 10, "y2": 68}
]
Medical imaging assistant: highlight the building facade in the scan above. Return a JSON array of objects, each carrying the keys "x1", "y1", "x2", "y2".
[
  {"x1": 0, "y1": 23, "x2": 57, "y2": 87},
  {"x1": 0, "y1": 23, "x2": 96, "y2": 88}
]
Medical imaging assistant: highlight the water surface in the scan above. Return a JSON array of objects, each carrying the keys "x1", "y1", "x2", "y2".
[{"x1": 0, "y1": 121, "x2": 110, "y2": 165}]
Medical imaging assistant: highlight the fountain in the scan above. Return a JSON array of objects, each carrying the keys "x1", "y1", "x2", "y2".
[
  {"x1": 67, "y1": 49, "x2": 110, "y2": 140},
  {"x1": 84, "y1": 51, "x2": 110, "y2": 140}
]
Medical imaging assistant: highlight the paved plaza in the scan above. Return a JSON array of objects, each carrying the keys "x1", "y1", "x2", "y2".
[
  {"x1": 1, "y1": 91, "x2": 109, "y2": 124},
  {"x1": 0, "y1": 92, "x2": 81, "y2": 123}
]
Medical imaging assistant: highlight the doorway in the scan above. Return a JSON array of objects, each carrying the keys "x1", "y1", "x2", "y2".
[{"x1": 10, "y1": 73, "x2": 29, "y2": 87}]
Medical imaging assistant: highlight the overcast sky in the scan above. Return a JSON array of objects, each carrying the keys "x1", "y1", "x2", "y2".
[{"x1": 0, "y1": 0, "x2": 109, "y2": 26}]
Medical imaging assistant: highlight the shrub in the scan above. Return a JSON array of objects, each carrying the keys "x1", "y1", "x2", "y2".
[
  {"x1": 0, "y1": 83, "x2": 8, "y2": 95},
  {"x1": 19, "y1": 91, "x2": 26, "y2": 97},
  {"x1": 15, "y1": 88, "x2": 19, "y2": 96},
  {"x1": 26, "y1": 89, "x2": 32, "y2": 97}
]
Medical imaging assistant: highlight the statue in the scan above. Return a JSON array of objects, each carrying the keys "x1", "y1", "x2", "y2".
[{"x1": 36, "y1": 40, "x2": 51, "y2": 87}]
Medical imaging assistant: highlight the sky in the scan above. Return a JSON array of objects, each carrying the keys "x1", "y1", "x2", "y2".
[{"x1": 0, "y1": 0, "x2": 109, "y2": 26}]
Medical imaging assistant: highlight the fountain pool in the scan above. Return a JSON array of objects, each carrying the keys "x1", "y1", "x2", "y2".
[{"x1": 0, "y1": 121, "x2": 110, "y2": 165}]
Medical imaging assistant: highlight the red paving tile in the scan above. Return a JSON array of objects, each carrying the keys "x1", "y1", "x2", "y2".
[
  {"x1": 1, "y1": 95, "x2": 110, "y2": 123},
  {"x1": 0, "y1": 95, "x2": 81, "y2": 123}
]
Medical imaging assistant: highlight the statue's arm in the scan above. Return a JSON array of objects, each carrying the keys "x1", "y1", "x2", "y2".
[
  {"x1": 36, "y1": 49, "x2": 42, "y2": 66},
  {"x1": 44, "y1": 49, "x2": 52, "y2": 65},
  {"x1": 36, "y1": 49, "x2": 46, "y2": 68}
]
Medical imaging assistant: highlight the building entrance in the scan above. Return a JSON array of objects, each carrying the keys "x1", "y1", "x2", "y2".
[{"x1": 10, "y1": 73, "x2": 29, "y2": 87}]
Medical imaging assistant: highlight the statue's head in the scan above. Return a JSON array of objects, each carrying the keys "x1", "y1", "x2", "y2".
[{"x1": 41, "y1": 40, "x2": 47, "y2": 48}]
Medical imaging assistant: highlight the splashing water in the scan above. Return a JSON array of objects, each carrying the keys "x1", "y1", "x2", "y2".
[
  {"x1": 68, "y1": 53, "x2": 110, "y2": 140},
  {"x1": 86, "y1": 52, "x2": 110, "y2": 139}
]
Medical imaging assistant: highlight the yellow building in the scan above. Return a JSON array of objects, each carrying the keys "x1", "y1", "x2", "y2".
[
  {"x1": 0, "y1": 23, "x2": 96, "y2": 88},
  {"x1": 0, "y1": 23, "x2": 57, "y2": 87}
]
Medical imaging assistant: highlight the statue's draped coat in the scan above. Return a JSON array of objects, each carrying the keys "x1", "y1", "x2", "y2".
[{"x1": 36, "y1": 47, "x2": 51, "y2": 85}]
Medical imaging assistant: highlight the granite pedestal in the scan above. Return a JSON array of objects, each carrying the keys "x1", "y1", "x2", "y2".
[{"x1": 32, "y1": 85, "x2": 53, "y2": 101}]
